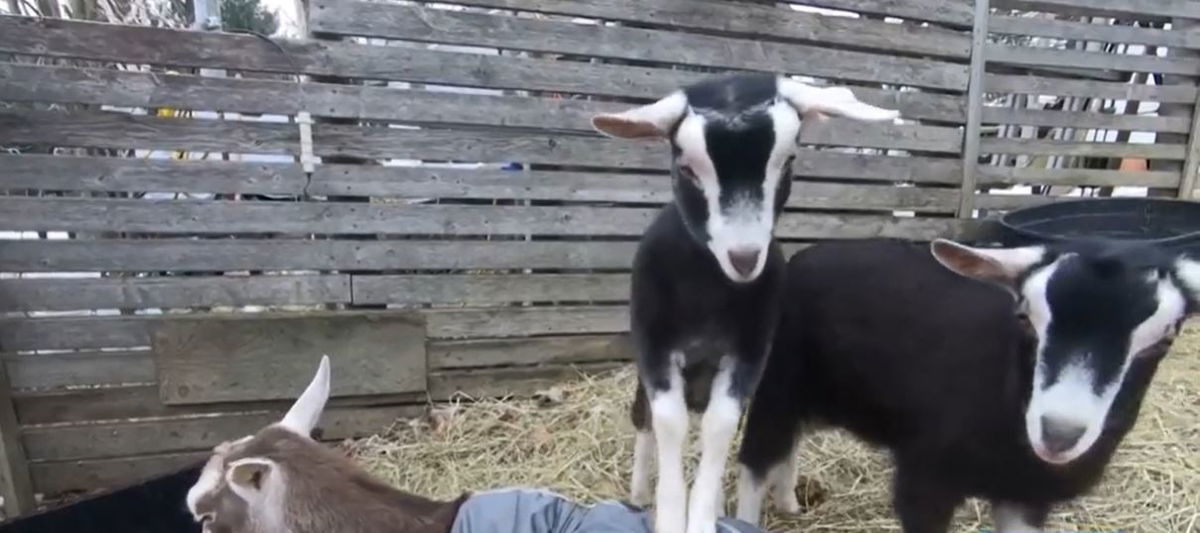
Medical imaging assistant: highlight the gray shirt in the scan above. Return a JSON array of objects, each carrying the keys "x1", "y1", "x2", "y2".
[{"x1": 451, "y1": 488, "x2": 768, "y2": 533}]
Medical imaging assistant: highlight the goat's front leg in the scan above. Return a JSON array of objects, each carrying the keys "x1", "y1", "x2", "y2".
[
  {"x1": 991, "y1": 501, "x2": 1049, "y2": 533},
  {"x1": 686, "y1": 360, "x2": 742, "y2": 533},
  {"x1": 648, "y1": 356, "x2": 689, "y2": 533}
]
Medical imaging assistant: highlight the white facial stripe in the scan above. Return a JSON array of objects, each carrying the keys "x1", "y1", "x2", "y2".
[
  {"x1": 675, "y1": 102, "x2": 799, "y2": 282},
  {"x1": 1023, "y1": 263, "x2": 1187, "y2": 464},
  {"x1": 187, "y1": 455, "x2": 225, "y2": 518}
]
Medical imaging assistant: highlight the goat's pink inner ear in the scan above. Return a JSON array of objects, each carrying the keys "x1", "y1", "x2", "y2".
[
  {"x1": 591, "y1": 115, "x2": 665, "y2": 139},
  {"x1": 228, "y1": 459, "x2": 272, "y2": 492},
  {"x1": 931, "y1": 240, "x2": 1010, "y2": 285}
]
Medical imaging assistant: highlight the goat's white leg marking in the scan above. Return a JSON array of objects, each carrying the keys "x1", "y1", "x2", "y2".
[
  {"x1": 992, "y1": 501, "x2": 1042, "y2": 532},
  {"x1": 650, "y1": 364, "x2": 689, "y2": 533},
  {"x1": 631, "y1": 429, "x2": 655, "y2": 506},
  {"x1": 769, "y1": 440, "x2": 801, "y2": 514},
  {"x1": 687, "y1": 366, "x2": 740, "y2": 533},
  {"x1": 735, "y1": 465, "x2": 767, "y2": 526}
]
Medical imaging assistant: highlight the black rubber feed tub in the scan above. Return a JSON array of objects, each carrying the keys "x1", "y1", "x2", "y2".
[{"x1": 994, "y1": 197, "x2": 1200, "y2": 254}]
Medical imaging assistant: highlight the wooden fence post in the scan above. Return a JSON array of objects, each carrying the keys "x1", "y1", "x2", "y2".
[
  {"x1": 958, "y1": 0, "x2": 990, "y2": 218},
  {"x1": 0, "y1": 362, "x2": 35, "y2": 518},
  {"x1": 1179, "y1": 86, "x2": 1200, "y2": 200}
]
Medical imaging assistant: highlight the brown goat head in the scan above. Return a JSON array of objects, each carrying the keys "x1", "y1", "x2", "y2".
[{"x1": 186, "y1": 356, "x2": 466, "y2": 533}]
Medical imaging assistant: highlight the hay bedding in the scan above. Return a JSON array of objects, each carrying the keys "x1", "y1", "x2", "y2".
[{"x1": 349, "y1": 326, "x2": 1200, "y2": 532}]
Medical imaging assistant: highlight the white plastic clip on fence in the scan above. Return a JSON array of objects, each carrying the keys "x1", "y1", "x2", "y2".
[{"x1": 297, "y1": 111, "x2": 316, "y2": 173}]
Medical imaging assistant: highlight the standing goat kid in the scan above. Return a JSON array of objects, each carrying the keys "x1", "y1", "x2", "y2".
[
  {"x1": 591, "y1": 73, "x2": 899, "y2": 533},
  {"x1": 736, "y1": 238, "x2": 1200, "y2": 532}
]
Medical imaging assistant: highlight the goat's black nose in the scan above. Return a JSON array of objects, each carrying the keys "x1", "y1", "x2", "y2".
[
  {"x1": 728, "y1": 248, "x2": 761, "y2": 278},
  {"x1": 1041, "y1": 415, "x2": 1086, "y2": 454}
]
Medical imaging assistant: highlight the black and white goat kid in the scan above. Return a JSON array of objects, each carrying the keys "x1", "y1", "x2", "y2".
[
  {"x1": 591, "y1": 73, "x2": 899, "y2": 533},
  {"x1": 735, "y1": 238, "x2": 1200, "y2": 532}
]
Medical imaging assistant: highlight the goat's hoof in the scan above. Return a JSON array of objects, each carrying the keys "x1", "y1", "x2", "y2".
[{"x1": 630, "y1": 490, "x2": 653, "y2": 508}]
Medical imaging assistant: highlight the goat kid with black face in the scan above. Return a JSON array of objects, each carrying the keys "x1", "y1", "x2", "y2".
[
  {"x1": 735, "y1": 238, "x2": 1200, "y2": 532},
  {"x1": 592, "y1": 73, "x2": 899, "y2": 533},
  {"x1": 186, "y1": 356, "x2": 467, "y2": 533}
]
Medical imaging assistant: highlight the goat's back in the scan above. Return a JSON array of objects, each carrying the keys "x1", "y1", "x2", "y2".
[{"x1": 777, "y1": 239, "x2": 1030, "y2": 450}]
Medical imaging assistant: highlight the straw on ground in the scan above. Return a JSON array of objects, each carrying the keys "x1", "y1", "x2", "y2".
[{"x1": 350, "y1": 325, "x2": 1200, "y2": 532}]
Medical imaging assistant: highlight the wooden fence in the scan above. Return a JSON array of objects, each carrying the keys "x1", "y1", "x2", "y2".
[{"x1": 0, "y1": 0, "x2": 1198, "y2": 516}]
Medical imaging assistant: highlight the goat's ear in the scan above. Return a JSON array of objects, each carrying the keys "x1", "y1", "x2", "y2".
[
  {"x1": 930, "y1": 239, "x2": 1046, "y2": 290},
  {"x1": 591, "y1": 91, "x2": 687, "y2": 139},
  {"x1": 226, "y1": 458, "x2": 274, "y2": 499},
  {"x1": 777, "y1": 78, "x2": 900, "y2": 122},
  {"x1": 1173, "y1": 256, "x2": 1200, "y2": 309},
  {"x1": 279, "y1": 355, "x2": 331, "y2": 438}
]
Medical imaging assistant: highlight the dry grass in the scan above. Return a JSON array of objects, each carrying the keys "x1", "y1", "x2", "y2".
[{"x1": 350, "y1": 325, "x2": 1200, "y2": 532}]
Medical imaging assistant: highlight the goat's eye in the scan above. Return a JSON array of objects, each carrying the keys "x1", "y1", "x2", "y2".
[{"x1": 678, "y1": 165, "x2": 699, "y2": 181}]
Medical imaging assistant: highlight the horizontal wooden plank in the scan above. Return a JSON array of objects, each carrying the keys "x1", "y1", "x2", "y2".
[
  {"x1": 309, "y1": 1, "x2": 969, "y2": 90},
  {"x1": 0, "y1": 239, "x2": 641, "y2": 273},
  {"x1": 0, "y1": 275, "x2": 350, "y2": 312},
  {"x1": 974, "y1": 193, "x2": 1065, "y2": 211},
  {"x1": 986, "y1": 44, "x2": 1200, "y2": 76},
  {"x1": 0, "y1": 198, "x2": 968, "y2": 239},
  {"x1": 428, "y1": 361, "x2": 627, "y2": 401},
  {"x1": 0, "y1": 109, "x2": 299, "y2": 155},
  {"x1": 783, "y1": 0, "x2": 973, "y2": 26},
  {"x1": 5, "y1": 351, "x2": 155, "y2": 390},
  {"x1": 12, "y1": 384, "x2": 425, "y2": 425},
  {"x1": 976, "y1": 166, "x2": 1181, "y2": 188},
  {"x1": 980, "y1": 139, "x2": 1187, "y2": 159},
  {"x1": 311, "y1": 166, "x2": 958, "y2": 211},
  {"x1": 794, "y1": 151, "x2": 963, "y2": 185},
  {"x1": 440, "y1": 0, "x2": 971, "y2": 58},
  {"x1": 22, "y1": 405, "x2": 421, "y2": 462},
  {"x1": 0, "y1": 154, "x2": 305, "y2": 195},
  {"x1": 154, "y1": 313, "x2": 426, "y2": 405},
  {"x1": 424, "y1": 305, "x2": 630, "y2": 339},
  {"x1": 0, "y1": 18, "x2": 962, "y2": 122},
  {"x1": 989, "y1": 14, "x2": 1200, "y2": 49},
  {"x1": 0, "y1": 307, "x2": 633, "y2": 351},
  {"x1": 802, "y1": 121, "x2": 962, "y2": 153},
  {"x1": 984, "y1": 74, "x2": 1197, "y2": 104},
  {"x1": 30, "y1": 451, "x2": 206, "y2": 496},
  {"x1": 991, "y1": 0, "x2": 1198, "y2": 19},
  {"x1": 429, "y1": 334, "x2": 632, "y2": 369},
  {"x1": 981, "y1": 107, "x2": 1191, "y2": 134},
  {"x1": 353, "y1": 274, "x2": 630, "y2": 305}
]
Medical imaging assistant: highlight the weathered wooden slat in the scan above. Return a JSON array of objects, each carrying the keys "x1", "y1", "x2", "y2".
[
  {"x1": 986, "y1": 44, "x2": 1200, "y2": 76},
  {"x1": 438, "y1": 0, "x2": 971, "y2": 58},
  {"x1": 428, "y1": 361, "x2": 627, "y2": 401},
  {"x1": 29, "y1": 452, "x2": 206, "y2": 496},
  {"x1": 958, "y1": 0, "x2": 989, "y2": 218},
  {"x1": 980, "y1": 139, "x2": 1187, "y2": 159},
  {"x1": 981, "y1": 107, "x2": 1191, "y2": 134},
  {"x1": 973, "y1": 193, "x2": 1064, "y2": 211},
  {"x1": 0, "y1": 109, "x2": 299, "y2": 155},
  {"x1": 0, "y1": 307, "x2": 630, "y2": 351},
  {"x1": 424, "y1": 306, "x2": 630, "y2": 339},
  {"x1": 976, "y1": 166, "x2": 1181, "y2": 188},
  {"x1": 352, "y1": 274, "x2": 630, "y2": 306},
  {"x1": 429, "y1": 334, "x2": 632, "y2": 369},
  {"x1": 154, "y1": 313, "x2": 426, "y2": 405},
  {"x1": 0, "y1": 275, "x2": 350, "y2": 312},
  {"x1": 802, "y1": 121, "x2": 962, "y2": 153},
  {"x1": 0, "y1": 239, "x2": 641, "y2": 273},
  {"x1": 310, "y1": 166, "x2": 959, "y2": 211},
  {"x1": 989, "y1": 14, "x2": 1200, "y2": 49},
  {"x1": 22, "y1": 405, "x2": 421, "y2": 462},
  {"x1": 784, "y1": 0, "x2": 973, "y2": 26},
  {"x1": 0, "y1": 154, "x2": 305, "y2": 195},
  {"x1": 984, "y1": 74, "x2": 1197, "y2": 103},
  {"x1": 12, "y1": 384, "x2": 425, "y2": 425},
  {"x1": 0, "y1": 18, "x2": 963, "y2": 122},
  {"x1": 5, "y1": 351, "x2": 156, "y2": 390},
  {"x1": 793, "y1": 152, "x2": 963, "y2": 185},
  {"x1": 309, "y1": 1, "x2": 969, "y2": 90},
  {"x1": 0, "y1": 364, "x2": 35, "y2": 516},
  {"x1": 992, "y1": 0, "x2": 1197, "y2": 19},
  {"x1": 0, "y1": 198, "x2": 968, "y2": 239}
]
